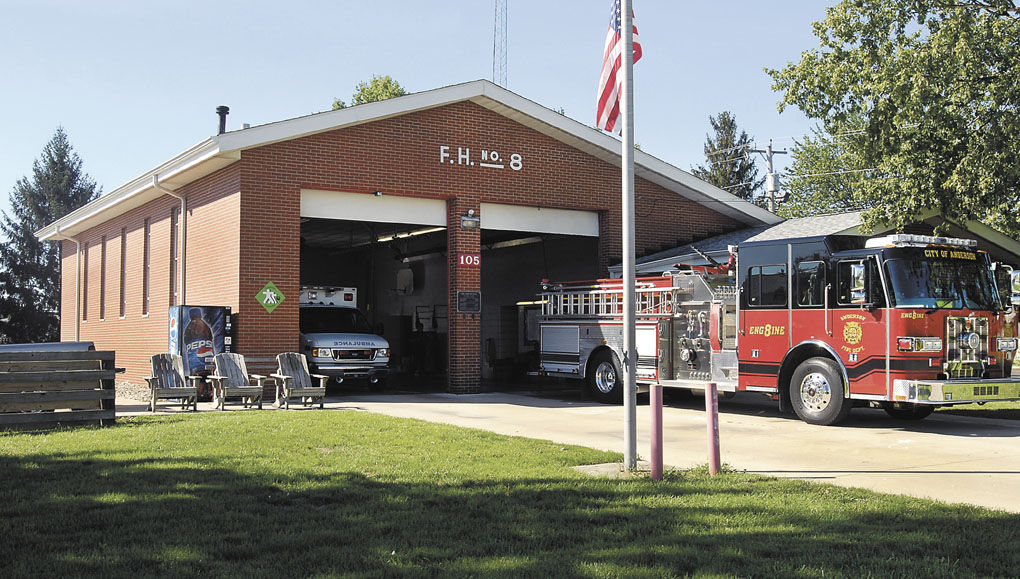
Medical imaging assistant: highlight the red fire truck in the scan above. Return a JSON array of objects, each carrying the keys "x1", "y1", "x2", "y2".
[{"x1": 536, "y1": 232, "x2": 1020, "y2": 425}]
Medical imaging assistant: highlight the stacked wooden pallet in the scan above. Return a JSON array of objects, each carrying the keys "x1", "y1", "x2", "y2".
[{"x1": 0, "y1": 349, "x2": 116, "y2": 429}]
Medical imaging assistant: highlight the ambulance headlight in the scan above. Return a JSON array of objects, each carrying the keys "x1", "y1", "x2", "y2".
[
  {"x1": 376, "y1": 348, "x2": 390, "y2": 358},
  {"x1": 311, "y1": 348, "x2": 333, "y2": 358}
]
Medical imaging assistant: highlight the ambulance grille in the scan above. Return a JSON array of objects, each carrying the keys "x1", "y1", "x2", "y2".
[
  {"x1": 945, "y1": 316, "x2": 988, "y2": 378},
  {"x1": 332, "y1": 349, "x2": 374, "y2": 361}
]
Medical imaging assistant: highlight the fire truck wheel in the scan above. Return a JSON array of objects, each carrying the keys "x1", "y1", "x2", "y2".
[
  {"x1": 883, "y1": 403, "x2": 934, "y2": 420},
  {"x1": 789, "y1": 357, "x2": 852, "y2": 425},
  {"x1": 587, "y1": 350, "x2": 623, "y2": 404}
]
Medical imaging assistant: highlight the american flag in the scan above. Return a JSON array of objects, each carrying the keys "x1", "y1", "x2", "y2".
[{"x1": 596, "y1": 0, "x2": 642, "y2": 134}]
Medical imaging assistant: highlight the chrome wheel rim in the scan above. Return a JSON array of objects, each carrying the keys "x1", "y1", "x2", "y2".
[
  {"x1": 594, "y1": 361, "x2": 617, "y2": 394},
  {"x1": 799, "y1": 372, "x2": 832, "y2": 412}
]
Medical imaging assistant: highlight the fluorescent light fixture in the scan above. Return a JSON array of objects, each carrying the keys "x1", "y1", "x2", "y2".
[{"x1": 377, "y1": 226, "x2": 445, "y2": 243}]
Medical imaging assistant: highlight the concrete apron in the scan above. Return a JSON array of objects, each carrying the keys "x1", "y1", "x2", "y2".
[{"x1": 116, "y1": 391, "x2": 1020, "y2": 514}]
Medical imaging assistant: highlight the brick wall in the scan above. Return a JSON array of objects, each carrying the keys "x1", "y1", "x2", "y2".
[
  {"x1": 60, "y1": 165, "x2": 241, "y2": 385},
  {"x1": 60, "y1": 100, "x2": 744, "y2": 392}
]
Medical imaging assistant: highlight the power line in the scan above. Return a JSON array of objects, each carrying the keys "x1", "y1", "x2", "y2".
[
  {"x1": 749, "y1": 140, "x2": 787, "y2": 213},
  {"x1": 788, "y1": 167, "x2": 877, "y2": 179},
  {"x1": 705, "y1": 143, "x2": 751, "y2": 157}
]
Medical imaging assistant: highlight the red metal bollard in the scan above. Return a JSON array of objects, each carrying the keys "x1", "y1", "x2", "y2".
[
  {"x1": 650, "y1": 383, "x2": 663, "y2": 480},
  {"x1": 705, "y1": 382, "x2": 721, "y2": 476}
]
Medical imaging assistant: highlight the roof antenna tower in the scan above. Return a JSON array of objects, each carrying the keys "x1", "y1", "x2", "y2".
[{"x1": 492, "y1": 0, "x2": 508, "y2": 87}]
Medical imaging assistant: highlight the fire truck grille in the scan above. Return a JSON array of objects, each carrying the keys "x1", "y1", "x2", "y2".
[
  {"x1": 332, "y1": 349, "x2": 374, "y2": 361},
  {"x1": 945, "y1": 316, "x2": 988, "y2": 378}
]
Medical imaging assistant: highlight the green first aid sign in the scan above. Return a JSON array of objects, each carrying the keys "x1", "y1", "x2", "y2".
[{"x1": 257, "y1": 282, "x2": 284, "y2": 313}]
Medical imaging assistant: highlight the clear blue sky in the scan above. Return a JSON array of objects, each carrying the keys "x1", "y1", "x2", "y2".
[{"x1": 0, "y1": 1, "x2": 828, "y2": 215}]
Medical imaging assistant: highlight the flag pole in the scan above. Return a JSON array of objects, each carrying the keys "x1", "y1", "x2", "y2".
[{"x1": 620, "y1": 0, "x2": 637, "y2": 471}]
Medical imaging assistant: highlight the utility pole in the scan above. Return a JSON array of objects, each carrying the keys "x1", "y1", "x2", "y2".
[{"x1": 751, "y1": 140, "x2": 787, "y2": 212}]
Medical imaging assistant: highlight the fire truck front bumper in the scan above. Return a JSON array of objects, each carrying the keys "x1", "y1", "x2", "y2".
[{"x1": 893, "y1": 379, "x2": 1020, "y2": 405}]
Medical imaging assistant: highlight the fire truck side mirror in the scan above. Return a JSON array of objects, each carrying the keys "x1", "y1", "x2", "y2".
[
  {"x1": 1011, "y1": 270, "x2": 1020, "y2": 306},
  {"x1": 849, "y1": 263, "x2": 867, "y2": 305}
]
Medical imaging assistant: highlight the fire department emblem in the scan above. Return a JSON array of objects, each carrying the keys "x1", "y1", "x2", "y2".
[{"x1": 843, "y1": 321, "x2": 863, "y2": 346}]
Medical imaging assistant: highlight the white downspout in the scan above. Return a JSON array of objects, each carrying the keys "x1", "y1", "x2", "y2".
[
  {"x1": 152, "y1": 175, "x2": 186, "y2": 305},
  {"x1": 54, "y1": 225, "x2": 82, "y2": 341}
]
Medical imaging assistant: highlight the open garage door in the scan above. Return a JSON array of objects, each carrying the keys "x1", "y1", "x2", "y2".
[
  {"x1": 479, "y1": 203, "x2": 601, "y2": 382},
  {"x1": 300, "y1": 190, "x2": 450, "y2": 387}
]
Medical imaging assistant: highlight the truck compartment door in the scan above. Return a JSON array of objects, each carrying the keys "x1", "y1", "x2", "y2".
[{"x1": 540, "y1": 325, "x2": 581, "y2": 374}]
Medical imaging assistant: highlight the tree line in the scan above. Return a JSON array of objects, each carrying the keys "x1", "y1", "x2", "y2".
[
  {"x1": 7, "y1": 1, "x2": 1020, "y2": 343},
  {"x1": 699, "y1": 0, "x2": 1020, "y2": 238}
]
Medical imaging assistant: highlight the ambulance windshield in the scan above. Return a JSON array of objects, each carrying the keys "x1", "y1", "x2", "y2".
[
  {"x1": 299, "y1": 306, "x2": 373, "y2": 333},
  {"x1": 884, "y1": 250, "x2": 999, "y2": 310}
]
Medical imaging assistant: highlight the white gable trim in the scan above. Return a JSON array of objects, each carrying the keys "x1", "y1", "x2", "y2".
[{"x1": 38, "y1": 80, "x2": 779, "y2": 241}]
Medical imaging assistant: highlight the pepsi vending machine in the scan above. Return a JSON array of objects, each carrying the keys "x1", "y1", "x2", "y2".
[{"x1": 168, "y1": 305, "x2": 232, "y2": 399}]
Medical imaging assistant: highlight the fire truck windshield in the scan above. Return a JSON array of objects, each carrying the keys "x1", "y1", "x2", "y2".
[{"x1": 884, "y1": 253, "x2": 1000, "y2": 311}]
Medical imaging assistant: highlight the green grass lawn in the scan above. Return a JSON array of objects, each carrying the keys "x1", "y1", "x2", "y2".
[
  {"x1": 1, "y1": 411, "x2": 1017, "y2": 577},
  {"x1": 937, "y1": 399, "x2": 1020, "y2": 420}
]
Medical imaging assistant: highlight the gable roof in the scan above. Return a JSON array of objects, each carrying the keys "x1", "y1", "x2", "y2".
[
  {"x1": 742, "y1": 210, "x2": 865, "y2": 244},
  {"x1": 37, "y1": 80, "x2": 780, "y2": 241}
]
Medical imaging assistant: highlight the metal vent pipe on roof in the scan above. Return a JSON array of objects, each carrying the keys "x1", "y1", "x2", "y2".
[{"x1": 216, "y1": 105, "x2": 229, "y2": 134}]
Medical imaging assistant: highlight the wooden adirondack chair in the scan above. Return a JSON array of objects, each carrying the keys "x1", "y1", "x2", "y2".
[
  {"x1": 144, "y1": 353, "x2": 199, "y2": 412},
  {"x1": 271, "y1": 352, "x2": 327, "y2": 409},
  {"x1": 207, "y1": 353, "x2": 264, "y2": 410}
]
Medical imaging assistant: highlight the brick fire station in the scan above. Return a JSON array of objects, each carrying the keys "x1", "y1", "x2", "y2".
[{"x1": 37, "y1": 80, "x2": 779, "y2": 393}]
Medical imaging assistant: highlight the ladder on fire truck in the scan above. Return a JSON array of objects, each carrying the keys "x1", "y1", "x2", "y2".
[{"x1": 539, "y1": 278, "x2": 676, "y2": 318}]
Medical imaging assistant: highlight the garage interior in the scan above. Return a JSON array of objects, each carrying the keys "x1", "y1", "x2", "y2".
[{"x1": 300, "y1": 216, "x2": 599, "y2": 387}]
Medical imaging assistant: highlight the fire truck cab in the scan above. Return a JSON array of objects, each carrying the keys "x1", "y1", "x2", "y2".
[{"x1": 536, "y1": 232, "x2": 1020, "y2": 425}]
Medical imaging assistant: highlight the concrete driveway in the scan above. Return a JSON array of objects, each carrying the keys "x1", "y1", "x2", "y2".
[
  {"x1": 117, "y1": 386, "x2": 1020, "y2": 513},
  {"x1": 339, "y1": 387, "x2": 1020, "y2": 513}
]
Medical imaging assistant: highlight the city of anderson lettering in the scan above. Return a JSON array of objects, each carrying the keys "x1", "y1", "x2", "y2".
[{"x1": 923, "y1": 249, "x2": 976, "y2": 260}]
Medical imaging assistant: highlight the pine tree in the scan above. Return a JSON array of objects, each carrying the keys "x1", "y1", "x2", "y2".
[
  {"x1": 691, "y1": 111, "x2": 764, "y2": 201},
  {"x1": 0, "y1": 128, "x2": 99, "y2": 343}
]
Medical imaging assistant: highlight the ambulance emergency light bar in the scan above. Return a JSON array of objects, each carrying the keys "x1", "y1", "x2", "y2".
[{"x1": 864, "y1": 234, "x2": 978, "y2": 249}]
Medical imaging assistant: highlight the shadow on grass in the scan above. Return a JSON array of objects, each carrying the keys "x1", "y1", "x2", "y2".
[{"x1": 1, "y1": 450, "x2": 1018, "y2": 577}]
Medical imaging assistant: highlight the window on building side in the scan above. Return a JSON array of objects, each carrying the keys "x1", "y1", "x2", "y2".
[
  {"x1": 169, "y1": 208, "x2": 178, "y2": 306},
  {"x1": 100, "y1": 236, "x2": 107, "y2": 320},
  {"x1": 119, "y1": 228, "x2": 127, "y2": 318},
  {"x1": 82, "y1": 242, "x2": 89, "y2": 321},
  {"x1": 143, "y1": 218, "x2": 150, "y2": 315}
]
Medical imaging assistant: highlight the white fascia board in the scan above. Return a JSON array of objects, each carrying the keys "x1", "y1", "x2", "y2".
[
  {"x1": 37, "y1": 138, "x2": 227, "y2": 240},
  {"x1": 959, "y1": 219, "x2": 1020, "y2": 259}
]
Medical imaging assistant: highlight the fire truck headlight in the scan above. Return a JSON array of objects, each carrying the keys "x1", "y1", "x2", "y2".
[
  {"x1": 996, "y1": 337, "x2": 1017, "y2": 352},
  {"x1": 897, "y1": 337, "x2": 942, "y2": 352}
]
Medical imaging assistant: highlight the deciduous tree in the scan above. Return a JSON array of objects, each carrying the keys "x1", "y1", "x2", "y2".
[
  {"x1": 779, "y1": 122, "x2": 871, "y2": 218},
  {"x1": 769, "y1": 1, "x2": 1020, "y2": 234},
  {"x1": 332, "y1": 75, "x2": 407, "y2": 110}
]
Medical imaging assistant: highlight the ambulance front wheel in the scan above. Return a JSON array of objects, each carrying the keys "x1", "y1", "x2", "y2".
[
  {"x1": 587, "y1": 349, "x2": 623, "y2": 404},
  {"x1": 789, "y1": 357, "x2": 852, "y2": 425}
]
